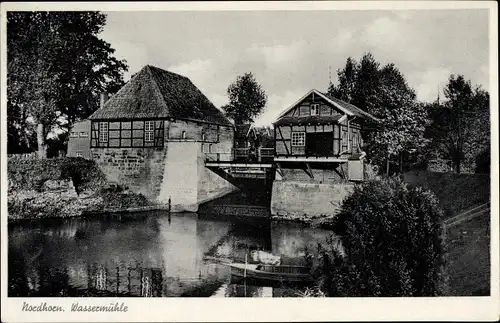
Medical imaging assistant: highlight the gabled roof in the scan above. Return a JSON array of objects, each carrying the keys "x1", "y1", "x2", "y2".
[
  {"x1": 89, "y1": 65, "x2": 232, "y2": 126},
  {"x1": 275, "y1": 89, "x2": 379, "y2": 123},
  {"x1": 324, "y1": 93, "x2": 379, "y2": 122},
  {"x1": 235, "y1": 123, "x2": 256, "y2": 140},
  {"x1": 274, "y1": 114, "x2": 345, "y2": 126}
]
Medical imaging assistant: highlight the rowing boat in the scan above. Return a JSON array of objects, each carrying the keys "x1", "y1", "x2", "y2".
[{"x1": 229, "y1": 263, "x2": 313, "y2": 283}]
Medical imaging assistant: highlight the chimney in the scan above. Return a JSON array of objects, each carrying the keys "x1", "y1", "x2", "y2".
[{"x1": 100, "y1": 93, "x2": 109, "y2": 109}]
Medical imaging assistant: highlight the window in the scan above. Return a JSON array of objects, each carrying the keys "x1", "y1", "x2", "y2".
[
  {"x1": 79, "y1": 132, "x2": 88, "y2": 138},
  {"x1": 353, "y1": 135, "x2": 358, "y2": 150},
  {"x1": 310, "y1": 104, "x2": 319, "y2": 116},
  {"x1": 75, "y1": 151, "x2": 83, "y2": 158},
  {"x1": 70, "y1": 132, "x2": 78, "y2": 138},
  {"x1": 291, "y1": 132, "x2": 305, "y2": 146},
  {"x1": 99, "y1": 122, "x2": 108, "y2": 143},
  {"x1": 201, "y1": 132, "x2": 206, "y2": 141},
  {"x1": 181, "y1": 131, "x2": 186, "y2": 139},
  {"x1": 145, "y1": 121, "x2": 155, "y2": 142},
  {"x1": 341, "y1": 131, "x2": 348, "y2": 150}
]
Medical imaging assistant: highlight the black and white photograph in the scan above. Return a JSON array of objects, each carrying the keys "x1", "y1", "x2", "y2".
[{"x1": 1, "y1": 1, "x2": 498, "y2": 322}]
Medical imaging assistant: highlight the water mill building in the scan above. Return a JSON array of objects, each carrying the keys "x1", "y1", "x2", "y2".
[
  {"x1": 270, "y1": 89, "x2": 379, "y2": 218},
  {"x1": 85, "y1": 65, "x2": 236, "y2": 212}
]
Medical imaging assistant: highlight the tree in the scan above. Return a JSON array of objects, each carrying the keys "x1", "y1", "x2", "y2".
[
  {"x1": 371, "y1": 64, "x2": 430, "y2": 173},
  {"x1": 7, "y1": 12, "x2": 128, "y2": 156},
  {"x1": 328, "y1": 54, "x2": 428, "y2": 173},
  {"x1": 328, "y1": 53, "x2": 381, "y2": 116},
  {"x1": 328, "y1": 57, "x2": 358, "y2": 103},
  {"x1": 222, "y1": 72, "x2": 267, "y2": 124},
  {"x1": 427, "y1": 75, "x2": 489, "y2": 173},
  {"x1": 315, "y1": 178, "x2": 446, "y2": 296}
]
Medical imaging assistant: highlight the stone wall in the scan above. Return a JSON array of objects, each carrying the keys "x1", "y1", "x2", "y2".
[
  {"x1": 157, "y1": 141, "x2": 237, "y2": 212},
  {"x1": 90, "y1": 119, "x2": 236, "y2": 210},
  {"x1": 168, "y1": 119, "x2": 234, "y2": 162},
  {"x1": 90, "y1": 147, "x2": 167, "y2": 200},
  {"x1": 201, "y1": 125, "x2": 234, "y2": 162},
  {"x1": 276, "y1": 165, "x2": 347, "y2": 184},
  {"x1": 270, "y1": 181, "x2": 354, "y2": 220},
  {"x1": 197, "y1": 151, "x2": 238, "y2": 205}
]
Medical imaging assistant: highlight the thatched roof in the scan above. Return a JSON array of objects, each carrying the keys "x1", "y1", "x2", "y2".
[{"x1": 89, "y1": 65, "x2": 232, "y2": 126}]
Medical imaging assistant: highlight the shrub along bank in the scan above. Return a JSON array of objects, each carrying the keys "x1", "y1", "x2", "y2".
[
  {"x1": 312, "y1": 178, "x2": 447, "y2": 297},
  {"x1": 7, "y1": 157, "x2": 151, "y2": 221}
]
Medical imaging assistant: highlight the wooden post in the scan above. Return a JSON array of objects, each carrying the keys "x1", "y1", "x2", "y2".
[
  {"x1": 244, "y1": 250, "x2": 247, "y2": 279},
  {"x1": 116, "y1": 266, "x2": 119, "y2": 295},
  {"x1": 400, "y1": 152, "x2": 403, "y2": 173},
  {"x1": 127, "y1": 268, "x2": 131, "y2": 294},
  {"x1": 386, "y1": 155, "x2": 390, "y2": 176}
]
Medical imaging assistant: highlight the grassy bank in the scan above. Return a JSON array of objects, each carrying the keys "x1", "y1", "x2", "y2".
[
  {"x1": 403, "y1": 171, "x2": 491, "y2": 296},
  {"x1": 7, "y1": 157, "x2": 152, "y2": 221},
  {"x1": 402, "y1": 170, "x2": 490, "y2": 218},
  {"x1": 444, "y1": 211, "x2": 490, "y2": 295}
]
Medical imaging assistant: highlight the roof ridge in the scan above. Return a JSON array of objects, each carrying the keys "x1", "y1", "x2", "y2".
[
  {"x1": 145, "y1": 65, "x2": 171, "y2": 114},
  {"x1": 323, "y1": 92, "x2": 379, "y2": 122},
  {"x1": 89, "y1": 64, "x2": 232, "y2": 126},
  {"x1": 145, "y1": 64, "x2": 190, "y2": 81},
  {"x1": 88, "y1": 66, "x2": 146, "y2": 119}
]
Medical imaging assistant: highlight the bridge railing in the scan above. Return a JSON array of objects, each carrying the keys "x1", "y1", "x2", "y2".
[
  {"x1": 234, "y1": 148, "x2": 250, "y2": 160},
  {"x1": 205, "y1": 152, "x2": 233, "y2": 162},
  {"x1": 205, "y1": 148, "x2": 275, "y2": 163}
]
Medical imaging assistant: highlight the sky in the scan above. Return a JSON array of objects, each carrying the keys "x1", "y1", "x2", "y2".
[{"x1": 101, "y1": 9, "x2": 490, "y2": 126}]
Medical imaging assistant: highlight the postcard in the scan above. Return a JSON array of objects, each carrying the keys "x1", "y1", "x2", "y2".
[{"x1": 1, "y1": 1, "x2": 498, "y2": 322}]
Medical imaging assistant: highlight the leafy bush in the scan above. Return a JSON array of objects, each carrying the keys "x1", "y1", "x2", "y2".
[
  {"x1": 8, "y1": 157, "x2": 107, "y2": 193},
  {"x1": 316, "y1": 178, "x2": 446, "y2": 296},
  {"x1": 475, "y1": 147, "x2": 490, "y2": 174}
]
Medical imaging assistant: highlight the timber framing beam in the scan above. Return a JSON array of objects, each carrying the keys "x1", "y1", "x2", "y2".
[
  {"x1": 333, "y1": 163, "x2": 347, "y2": 180},
  {"x1": 304, "y1": 162, "x2": 314, "y2": 179},
  {"x1": 275, "y1": 162, "x2": 284, "y2": 178},
  {"x1": 205, "y1": 162, "x2": 273, "y2": 169}
]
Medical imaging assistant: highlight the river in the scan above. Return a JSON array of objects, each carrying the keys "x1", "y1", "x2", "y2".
[{"x1": 8, "y1": 211, "x2": 335, "y2": 297}]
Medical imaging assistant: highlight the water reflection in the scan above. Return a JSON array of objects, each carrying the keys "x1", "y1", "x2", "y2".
[{"x1": 9, "y1": 211, "x2": 334, "y2": 297}]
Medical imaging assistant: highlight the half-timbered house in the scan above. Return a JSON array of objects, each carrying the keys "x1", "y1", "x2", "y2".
[
  {"x1": 272, "y1": 89, "x2": 378, "y2": 182},
  {"x1": 87, "y1": 65, "x2": 236, "y2": 211}
]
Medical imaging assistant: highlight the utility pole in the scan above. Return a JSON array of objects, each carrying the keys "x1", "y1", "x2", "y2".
[
  {"x1": 437, "y1": 84, "x2": 440, "y2": 105},
  {"x1": 329, "y1": 65, "x2": 332, "y2": 87}
]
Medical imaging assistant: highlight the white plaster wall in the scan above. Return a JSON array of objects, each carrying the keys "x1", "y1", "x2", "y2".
[
  {"x1": 158, "y1": 141, "x2": 199, "y2": 212},
  {"x1": 197, "y1": 150, "x2": 238, "y2": 205},
  {"x1": 158, "y1": 140, "x2": 237, "y2": 212}
]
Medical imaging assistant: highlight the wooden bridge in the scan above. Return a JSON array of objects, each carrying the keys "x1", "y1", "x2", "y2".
[{"x1": 205, "y1": 148, "x2": 275, "y2": 181}]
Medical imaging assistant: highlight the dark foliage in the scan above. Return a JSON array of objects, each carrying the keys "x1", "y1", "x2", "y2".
[
  {"x1": 327, "y1": 53, "x2": 428, "y2": 173},
  {"x1": 426, "y1": 75, "x2": 490, "y2": 173},
  {"x1": 222, "y1": 72, "x2": 267, "y2": 124},
  {"x1": 316, "y1": 178, "x2": 446, "y2": 296},
  {"x1": 8, "y1": 157, "x2": 107, "y2": 193},
  {"x1": 475, "y1": 147, "x2": 490, "y2": 174},
  {"x1": 7, "y1": 12, "x2": 128, "y2": 155}
]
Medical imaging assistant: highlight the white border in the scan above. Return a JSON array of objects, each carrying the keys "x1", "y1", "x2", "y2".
[{"x1": 1, "y1": 2, "x2": 498, "y2": 322}]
